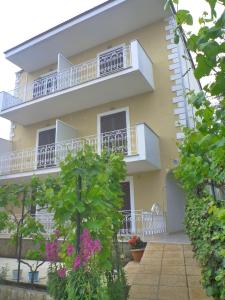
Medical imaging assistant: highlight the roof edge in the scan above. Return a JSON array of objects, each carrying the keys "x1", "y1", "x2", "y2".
[{"x1": 4, "y1": 0, "x2": 118, "y2": 55}]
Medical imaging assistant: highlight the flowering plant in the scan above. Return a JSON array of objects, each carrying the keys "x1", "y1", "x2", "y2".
[
  {"x1": 128, "y1": 235, "x2": 146, "y2": 249},
  {"x1": 72, "y1": 228, "x2": 101, "y2": 271},
  {"x1": 46, "y1": 228, "x2": 101, "y2": 276}
]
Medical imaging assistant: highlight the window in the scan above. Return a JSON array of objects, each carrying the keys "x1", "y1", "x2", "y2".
[{"x1": 100, "y1": 110, "x2": 128, "y2": 154}]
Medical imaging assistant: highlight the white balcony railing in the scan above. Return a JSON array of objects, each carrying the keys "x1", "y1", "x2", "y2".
[
  {"x1": 0, "y1": 210, "x2": 166, "y2": 239},
  {"x1": 0, "y1": 45, "x2": 131, "y2": 111},
  {"x1": 119, "y1": 210, "x2": 166, "y2": 238},
  {"x1": 0, "y1": 127, "x2": 137, "y2": 176},
  {"x1": 0, "y1": 213, "x2": 55, "y2": 238}
]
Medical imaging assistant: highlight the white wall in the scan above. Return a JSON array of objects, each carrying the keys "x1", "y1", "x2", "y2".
[
  {"x1": 178, "y1": 37, "x2": 201, "y2": 128},
  {"x1": 57, "y1": 53, "x2": 73, "y2": 73},
  {"x1": 0, "y1": 138, "x2": 12, "y2": 154},
  {"x1": 55, "y1": 119, "x2": 78, "y2": 143},
  {"x1": 166, "y1": 172, "x2": 186, "y2": 233},
  {"x1": 136, "y1": 123, "x2": 161, "y2": 170}
]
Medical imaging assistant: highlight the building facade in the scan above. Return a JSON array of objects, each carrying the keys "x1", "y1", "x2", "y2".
[{"x1": 0, "y1": 0, "x2": 200, "y2": 235}]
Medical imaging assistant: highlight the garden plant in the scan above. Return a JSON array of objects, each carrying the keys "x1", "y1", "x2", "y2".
[
  {"x1": 0, "y1": 146, "x2": 129, "y2": 298},
  {"x1": 0, "y1": 177, "x2": 48, "y2": 285},
  {"x1": 44, "y1": 146, "x2": 129, "y2": 300},
  {"x1": 165, "y1": 0, "x2": 225, "y2": 299}
]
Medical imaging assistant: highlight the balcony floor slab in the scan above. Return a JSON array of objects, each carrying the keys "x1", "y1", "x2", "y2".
[{"x1": 1, "y1": 68, "x2": 152, "y2": 125}]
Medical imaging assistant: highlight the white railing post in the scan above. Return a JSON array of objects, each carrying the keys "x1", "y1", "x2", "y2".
[
  {"x1": 118, "y1": 209, "x2": 166, "y2": 238},
  {"x1": 0, "y1": 92, "x2": 3, "y2": 112},
  {"x1": 136, "y1": 124, "x2": 146, "y2": 158},
  {"x1": 130, "y1": 40, "x2": 139, "y2": 70}
]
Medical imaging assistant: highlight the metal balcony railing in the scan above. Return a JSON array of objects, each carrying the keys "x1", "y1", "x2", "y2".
[
  {"x1": 119, "y1": 209, "x2": 166, "y2": 238},
  {"x1": 0, "y1": 45, "x2": 132, "y2": 111},
  {"x1": 0, "y1": 127, "x2": 137, "y2": 176},
  {"x1": 0, "y1": 210, "x2": 166, "y2": 239}
]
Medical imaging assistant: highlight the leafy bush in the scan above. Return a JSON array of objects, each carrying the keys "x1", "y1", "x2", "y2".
[
  {"x1": 48, "y1": 271, "x2": 68, "y2": 300},
  {"x1": 185, "y1": 195, "x2": 225, "y2": 299},
  {"x1": 174, "y1": 97, "x2": 225, "y2": 299},
  {"x1": 66, "y1": 267, "x2": 108, "y2": 300},
  {"x1": 107, "y1": 270, "x2": 128, "y2": 300},
  {"x1": 45, "y1": 146, "x2": 128, "y2": 299},
  {"x1": 171, "y1": 1, "x2": 225, "y2": 295}
]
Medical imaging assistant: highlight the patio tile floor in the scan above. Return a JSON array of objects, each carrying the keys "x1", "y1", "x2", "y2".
[{"x1": 125, "y1": 243, "x2": 213, "y2": 300}]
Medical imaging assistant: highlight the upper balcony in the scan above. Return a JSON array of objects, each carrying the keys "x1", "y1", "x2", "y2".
[{"x1": 0, "y1": 41, "x2": 154, "y2": 125}]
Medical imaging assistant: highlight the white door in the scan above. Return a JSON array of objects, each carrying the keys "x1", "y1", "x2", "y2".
[
  {"x1": 55, "y1": 120, "x2": 78, "y2": 162},
  {"x1": 55, "y1": 120, "x2": 77, "y2": 144}
]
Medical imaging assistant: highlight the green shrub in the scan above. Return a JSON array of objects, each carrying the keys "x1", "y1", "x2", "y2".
[
  {"x1": 185, "y1": 195, "x2": 225, "y2": 299},
  {"x1": 48, "y1": 271, "x2": 68, "y2": 300},
  {"x1": 45, "y1": 146, "x2": 129, "y2": 299}
]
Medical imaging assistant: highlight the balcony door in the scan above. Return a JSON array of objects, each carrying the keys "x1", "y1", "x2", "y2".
[
  {"x1": 99, "y1": 109, "x2": 129, "y2": 155},
  {"x1": 37, "y1": 127, "x2": 56, "y2": 169},
  {"x1": 121, "y1": 181, "x2": 131, "y2": 211},
  {"x1": 120, "y1": 178, "x2": 135, "y2": 234}
]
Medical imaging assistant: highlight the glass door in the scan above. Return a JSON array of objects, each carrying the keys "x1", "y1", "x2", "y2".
[
  {"x1": 121, "y1": 181, "x2": 132, "y2": 234},
  {"x1": 100, "y1": 111, "x2": 128, "y2": 154},
  {"x1": 37, "y1": 128, "x2": 56, "y2": 169}
]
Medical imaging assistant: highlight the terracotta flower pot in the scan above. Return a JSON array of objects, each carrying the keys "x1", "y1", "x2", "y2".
[{"x1": 131, "y1": 248, "x2": 145, "y2": 262}]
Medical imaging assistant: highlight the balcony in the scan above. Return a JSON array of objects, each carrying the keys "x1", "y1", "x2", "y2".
[
  {"x1": 0, "y1": 41, "x2": 154, "y2": 125},
  {"x1": 0, "y1": 209, "x2": 166, "y2": 239},
  {"x1": 0, "y1": 123, "x2": 160, "y2": 182}
]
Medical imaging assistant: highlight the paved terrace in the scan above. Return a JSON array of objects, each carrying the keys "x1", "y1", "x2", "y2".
[{"x1": 125, "y1": 243, "x2": 213, "y2": 300}]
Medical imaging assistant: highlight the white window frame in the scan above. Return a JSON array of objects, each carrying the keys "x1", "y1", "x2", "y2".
[
  {"x1": 97, "y1": 107, "x2": 131, "y2": 155},
  {"x1": 121, "y1": 176, "x2": 136, "y2": 233},
  {"x1": 35, "y1": 125, "x2": 56, "y2": 170}
]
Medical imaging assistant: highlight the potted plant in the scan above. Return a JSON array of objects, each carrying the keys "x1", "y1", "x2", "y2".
[
  {"x1": 128, "y1": 235, "x2": 146, "y2": 262},
  {"x1": 28, "y1": 270, "x2": 39, "y2": 283}
]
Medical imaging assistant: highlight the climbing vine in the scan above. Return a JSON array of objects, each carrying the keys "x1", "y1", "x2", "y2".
[{"x1": 166, "y1": 0, "x2": 225, "y2": 298}]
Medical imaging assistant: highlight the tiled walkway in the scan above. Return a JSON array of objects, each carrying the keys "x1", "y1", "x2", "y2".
[{"x1": 125, "y1": 243, "x2": 213, "y2": 300}]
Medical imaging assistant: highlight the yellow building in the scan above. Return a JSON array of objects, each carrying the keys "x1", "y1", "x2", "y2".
[{"x1": 0, "y1": 0, "x2": 200, "y2": 235}]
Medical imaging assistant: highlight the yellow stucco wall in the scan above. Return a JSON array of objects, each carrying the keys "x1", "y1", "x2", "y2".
[
  {"x1": 132, "y1": 171, "x2": 165, "y2": 211},
  {"x1": 11, "y1": 19, "x2": 179, "y2": 212}
]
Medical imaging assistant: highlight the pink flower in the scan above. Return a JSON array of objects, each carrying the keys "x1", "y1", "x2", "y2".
[
  {"x1": 57, "y1": 267, "x2": 67, "y2": 278},
  {"x1": 80, "y1": 229, "x2": 90, "y2": 242},
  {"x1": 45, "y1": 239, "x2": 59, "y2": 262},
  {"x1": 72, "y1": 228, "x2": 102, "y2": 271},
  {"x1": 67, "y1": 244, "x2": 75, "y2": 256},
  {"x1": 92, "y1": 240, "x2": 101, "y2": 252},
  {"x1": 73, "y1": 255, "x2": 81, "y2": 270}
]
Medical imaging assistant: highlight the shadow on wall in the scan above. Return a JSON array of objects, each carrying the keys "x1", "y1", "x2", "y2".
[{"x1": 166, "y1": 171, "x2": 186, "y2": 233}]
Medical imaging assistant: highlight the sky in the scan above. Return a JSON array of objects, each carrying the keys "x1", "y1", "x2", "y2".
[
  {"x1": 0, "y1": 0, "x2": 221, "y2": 140},
  {"x1": 0, "y1": 0, "x2": 106, "y2": 140}
]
